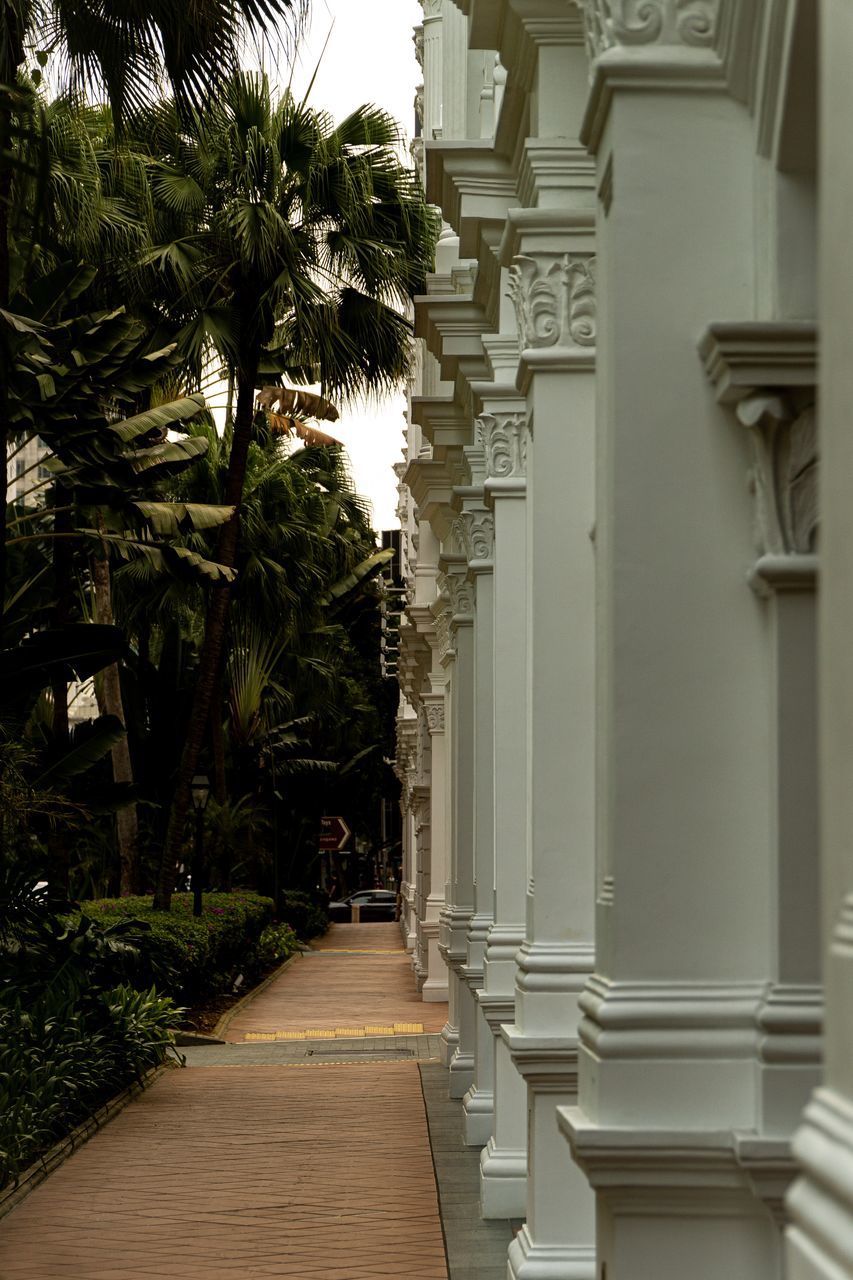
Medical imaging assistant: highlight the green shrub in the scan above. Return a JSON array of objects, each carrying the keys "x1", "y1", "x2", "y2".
[
  {"x1": 255, "y1": 921, "x2": 299, "y2": 970},
  {"x1": 0, "y1": 983, "x2": 181, "y2": 1190},
  {"x1": 276, "y1": 889, "x2": 328, "y2": 941},
  {"x1": 81, "y1": 892, "x2": 275, "y2": 1003}
]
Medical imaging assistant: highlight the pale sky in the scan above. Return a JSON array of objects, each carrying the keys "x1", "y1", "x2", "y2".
[{"x1": 271, "y1": 0, "x2": 424, "y2": 531}]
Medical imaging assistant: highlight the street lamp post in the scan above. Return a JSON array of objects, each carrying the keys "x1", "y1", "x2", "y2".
[{"x1": 190, "y1": 773, "x2": 210, "y2": 918}]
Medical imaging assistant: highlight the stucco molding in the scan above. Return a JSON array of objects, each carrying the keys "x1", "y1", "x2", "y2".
[
  {"x1": 477, "y1": 411, "x2": 529, "y2": 482},
  {"x1": 508, "y1": 252, "x2": 597, "y2": 353},
  {"x1": 579, "y1": 0, "x2": 720, "y2": 61},
  {"x1": 699, "y1": 321, "x2": 818, "y2": 569},
  {"x1": 460, "y1": 507, "x2": 495, "y2": 570}
]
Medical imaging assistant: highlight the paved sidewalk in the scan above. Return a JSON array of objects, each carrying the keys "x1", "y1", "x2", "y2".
[
  {"x1": 226, "y1": 923, "x2": 448, "y2": 1041},
  {"x1": 0, "y1": 1064, "x2": 447, "y2": 1279},
  {"x1": 0, "y1": 923, "x2": 456, "y2": 1280}
]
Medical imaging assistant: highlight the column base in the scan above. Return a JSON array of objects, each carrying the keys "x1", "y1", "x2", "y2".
[
  {"x1": 463, "y1": 1084, "x2": 494, "y2": 1146},
  {"x1": 423, "y1": 975, "x2": 450, "y2": 1002},
  {"x1": 503, "y1": 1026, "x2": 595, "y2": 1276},
  {"x1": 440, "y1": 1022, "x2": 459, "y2": 1068},
  {"x1": 480, "y1": 1135, "x2": 527, "y2": 1219},
  {"x1": 449, "y1": 1048, "x2": 475, "y2": 1098},
  {"x1": 508, "y1": 1225, "x2": 595, "y2": 1280}
]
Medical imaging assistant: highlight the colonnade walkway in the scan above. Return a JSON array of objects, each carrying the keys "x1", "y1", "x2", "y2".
[{"x1": 0, "y1": 923, "x2": 467, "y2": 1280}]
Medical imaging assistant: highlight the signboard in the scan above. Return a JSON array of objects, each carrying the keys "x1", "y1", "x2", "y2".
[{"x1": 319, "y1": 815, "x2": 352, "y2": 852}]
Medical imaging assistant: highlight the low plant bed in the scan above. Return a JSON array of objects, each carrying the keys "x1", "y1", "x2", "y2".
[
  {"x1": 80, "y1": 892, "x2": 289, "y2": 1005},
  {"x1": 181, "y1": 924, "x2": 300, "y2": 1034},
  {"x1": 0, "y1": 984, "x2": 182, "y2": 1192}
]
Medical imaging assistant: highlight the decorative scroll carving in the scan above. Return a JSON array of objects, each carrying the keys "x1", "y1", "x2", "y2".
[
  {"x1": 425, "y1": 702, "x2": 446, "y2": 733},
  {"x1": 434, "y1": 605, "x2": 453, "y2": 661},
  {"x1": 477, "y1": 413, "x2": 528, "y2": 481},
  {"x1": 507, "y1": 253, "x2": 597, "y2": 351},
  {"x1": 413, "y1": 26, "x2": 424, "y2": 70},
  {"x1": 580, "y1": 0, "x2": 719, "y2": 60},
  {"x1": 736, "y1": 393, "x2": 818, "y2": 557},
  {"x1": 462, "y1": 510, "x2": 495, "y2": 564},
  {"x1": 447, "y1": 575, "x2": 475, "y2": 618}
]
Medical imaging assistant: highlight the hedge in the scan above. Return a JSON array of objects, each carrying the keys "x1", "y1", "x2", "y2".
[
  {"x1": 81, "y1": 892, "x2": 277, "y2": 1003},
  {"x1": 276, "y1": 889, "x2": 329, "y2": 942}
]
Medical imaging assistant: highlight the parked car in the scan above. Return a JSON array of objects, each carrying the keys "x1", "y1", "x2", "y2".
[{"x1": 328, "y1": 889, "x2": 397, "y2": 922}]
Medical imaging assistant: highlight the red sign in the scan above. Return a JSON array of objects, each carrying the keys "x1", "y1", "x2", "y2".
[{"x1": 319, "y1": 815, "x2": 351, "y2": 852}]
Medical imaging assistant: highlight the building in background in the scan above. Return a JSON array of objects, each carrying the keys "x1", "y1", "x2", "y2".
[{"x1": 392, "y1": 4, "x2": 843, "y2": 1280}]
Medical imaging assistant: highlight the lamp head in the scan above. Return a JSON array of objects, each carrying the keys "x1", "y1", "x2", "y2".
[{"x1": 191, "y1": 773, "x2": 211, "y2": 813}]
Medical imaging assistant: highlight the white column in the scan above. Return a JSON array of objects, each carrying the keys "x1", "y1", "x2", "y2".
[
  {"x1": 420, "y1": 0, "x2": 443, "y2": 140},
  {"x1": 422, "y1": 657, "x2": 450, "y2": 1003},
  {"x1": 462, "y1": 494, "x2": 497, "y2": 1146},
  {"x1": 443, "y1": 565, "x2": 477, "y2": 1095},
  {"x1": 558, "y1": 16, "x2": 784, "y2": 1278},
  {"x1": 478, "y1": 407, "x2": 529, "y2": 1219},
  {"x1": 437, "y1": 590, "x2": 459, "y2": 1064},
  {"x1": 504, "y1": 269, "x2": 597, "y2": 1280},
  {"x1": 787, "y1": 4, "x2": 853, "y2": 1275}
]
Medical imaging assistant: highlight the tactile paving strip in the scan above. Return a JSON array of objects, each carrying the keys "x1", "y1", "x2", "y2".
[{"x1": 245, "y1": 1021, "x2": 425, "y2": 1041}]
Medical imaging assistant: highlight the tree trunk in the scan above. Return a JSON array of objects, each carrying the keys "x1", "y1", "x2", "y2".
[
  {"x1": 209, "y1": 658, "x2": 229, "y2": 888},
  {"x1": 92, "y1": 521, "x2": 139, "y2": 896},
  {"x1": 47, "y1": 499, "x2": 73, "y2": 904},
  {"x1": 153, "y1": 364, "x2": 258, "y2": 909}
]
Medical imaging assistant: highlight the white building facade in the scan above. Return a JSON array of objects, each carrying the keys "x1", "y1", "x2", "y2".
[{"x1": 393, "y1": 3, "x2": 853, "y2": 1278}]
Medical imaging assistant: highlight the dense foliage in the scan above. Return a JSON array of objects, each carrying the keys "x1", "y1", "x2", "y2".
[
  {"x1": 83, "y1": 892, "x2": 278, "y2": 1002},
  {"x1": 0, "y1": 863, "x2": 182, "y2": 1189},
  {"x1": 0, "y1": 8, "x2": 430, "y2": 1179}
]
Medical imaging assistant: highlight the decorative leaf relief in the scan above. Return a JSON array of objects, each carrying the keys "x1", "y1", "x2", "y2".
[
  {"x1": 447, "y1": 575, "x2": 475, "y2": 618},
  {"x1": 463, "y1": 510, "x2": 495, "y2": 564},
  {"x1": 434, "y1": 608, "x2": 453, "y2": 661},
  {"x1": 476, "y1": 413, "x2": 528, "y2": 481},
  {"x1": 425, "y1": 702, "x2": 446, "y2": 733},
  {"x1": 580, "y1": 0, "x2": 718, "y2": 57},
  {"x1": 676, "y1": 0, "x2": 717, "y2": 45},
  {"x1": 565, "y1": 257, "x2": 597, "y2": 347},
  {"x1": 736, "y1": 394, "x2": 818, "y2": 557},
  {"x1": 612, "y1": 0, "x2": 665, "y2": 45},
  {"x1": 508, "y1": 253, "x2": 597, "y2": 352}
]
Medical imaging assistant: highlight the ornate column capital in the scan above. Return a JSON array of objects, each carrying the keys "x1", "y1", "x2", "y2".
[
  {"x1": 423, "y1": 698, "x2": 446, "y2": 735},
  {"x1": 508, "y1": 251, "x2": 597, "y2": 354},
  {"x1": 460, "y1": 508, "x2": 495, "y2": 572},
  {"x1": 446, "y1": 566, "x2": 476, "y2": 623},
  {"x1": 579, "y1": 0, "x2": 720, "y2": 61},
  {"x1": 477, "y1": 412, "x2": 529, "y2": 487}
]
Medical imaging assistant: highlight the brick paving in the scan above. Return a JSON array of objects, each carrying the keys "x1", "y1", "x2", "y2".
[
  {"x1": 226, "y1": 923, "x2": 448, "y2": 1041},
  {"x1": 0, "y1": 922, "x2": 452, "y2": 1280}
]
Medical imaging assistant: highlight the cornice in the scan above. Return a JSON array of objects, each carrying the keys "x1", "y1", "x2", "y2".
[
  {"x1": 583, "y1": 46, "x2": 726, "y2": 150},
  {"x1": 414, "y1": 292, "x2": 491, "y2": 383},
  {"x1": 425, "y1": 139, "x2": 518, "y2": 257},
  {"x1": 403, "y1": 457, "x2": 460, "y2": 539},
  {"x1": 699, "y1": 321, "x2": 817, "y2": 569},
  {"x1": 698, "y1": 321, "x2": 817, "y2": 403},
  {"x1": 518, "y1": 346, "x2": 596, "y2": 394},
  {"x1": 410, "y1": 396, "x2": 473, "y2": 458},
  {"x1": 500, "y1": 206, "x2": 596, "y2": 266}
]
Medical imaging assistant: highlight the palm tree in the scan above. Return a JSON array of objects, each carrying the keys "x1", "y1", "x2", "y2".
[
  {"x1": 135, "y1": 72, "x2": 437, "y2": 908},
  {"x1": 0, "y1": 0, "x2": 303, "y2": 603}
]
